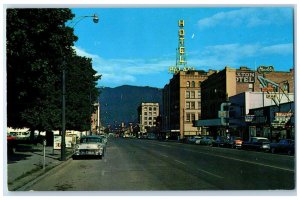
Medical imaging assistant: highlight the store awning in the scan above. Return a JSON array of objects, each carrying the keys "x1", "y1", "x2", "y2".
[{"x1": 193, "y1": 119, "x2": 222, "y2": 127}]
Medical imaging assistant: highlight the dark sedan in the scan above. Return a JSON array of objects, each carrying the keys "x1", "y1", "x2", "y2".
[
  {"x1": 241, "y1": 137, "x2": 270, "y2": 151},
  {"x1": 212, "y1": 136, "x2": 228, "y2": 147},
  {"x1": 270, "y1": 139, "x2": 295, "y2": 155}
]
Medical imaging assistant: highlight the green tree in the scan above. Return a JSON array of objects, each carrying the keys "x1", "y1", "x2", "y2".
[{"x1": 7, "y1": 8, "x2": 99, "y2": 134}]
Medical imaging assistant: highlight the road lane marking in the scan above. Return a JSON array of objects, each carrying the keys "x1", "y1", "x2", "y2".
[
  {"x1": 184, "y1": 149, "x2": 294, "y2": 173},
  {"x1": 197, "y1": 169, "x2": 224, "y2": 179},
  {"x1": 159, "y1": 154, "x2": 169, "y2": 158},
  {"x1": 156, "y1": 144, "x2": 172, "y2": 148},
  {"x1": 174, "y1": 159, "x2": 186, "y2": 165}
]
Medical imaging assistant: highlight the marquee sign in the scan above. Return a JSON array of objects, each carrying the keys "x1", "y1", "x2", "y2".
[{"x1": 169, "y1": 20, "x2": 195, "y2": 74}]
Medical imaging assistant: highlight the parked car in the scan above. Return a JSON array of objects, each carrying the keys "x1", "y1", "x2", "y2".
[
  {"x1": 227, "y1": 136, "x2": 243, "y2": 149},
  {"x1": 200, "y1": 136, "x2": 214, "y2": 146},
  {"x1": 187, "y1": 136, "x2": 203, "y2": 144},
  {"x1": 241, "y1": 137, "x2": 270, "y2": 151},
  {"x1": 73, "y1": 136, "x2": 105, "y2": 159},
  {"x1": 15, "y1": 131, "x2": 31, "y2": 140},
  {"x1": 270, "y1": 139, "x2": 295, "y2": 155},
  {"x1": 212, "y1": 136, "x2": 228, "y2": 147},
  {"x1": 7, "y1": 132, "x2": 17, "y2": 154},
  {"x1": 195, "y1": 136, "x2": 204, "y2": 144}
]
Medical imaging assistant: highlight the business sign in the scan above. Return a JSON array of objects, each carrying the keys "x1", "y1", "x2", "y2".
[
  {"x1": 245, "y1": 115, "x2": 255, "y2": 122},
  {"x1": 257, "y1": 66, "x2": 274, "y2": 74},
  {"x1": 53, "y1": 135, "x2": 62, "y2": 150},
  {"x1": 236, "y1": 72, "x2": 255, "y2": 83},
  {"x1": 266, "y1": 94, "x2": 276, "y2": 99}
]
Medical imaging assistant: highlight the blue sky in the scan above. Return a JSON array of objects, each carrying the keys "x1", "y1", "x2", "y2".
[{"x1": 71, "y1": 7, "x2": 294, "y2": 88}]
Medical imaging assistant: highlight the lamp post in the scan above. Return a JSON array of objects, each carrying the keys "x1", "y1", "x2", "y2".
[{"x1": 61, "y1": 14, "x2": 99, "y2": 161}]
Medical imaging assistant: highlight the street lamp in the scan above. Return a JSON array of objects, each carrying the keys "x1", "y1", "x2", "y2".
[{"x1": 61, "y1": 14, "x2": 99, "y2": 161}]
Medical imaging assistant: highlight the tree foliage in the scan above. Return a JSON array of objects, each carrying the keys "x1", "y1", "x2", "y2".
[{"x1": 7, "y1": 8, "x2": 100, "y2": 132}]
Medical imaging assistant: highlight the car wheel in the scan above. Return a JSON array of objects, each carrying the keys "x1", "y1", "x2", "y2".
[{"x1": 271, "y1": 148, "x2": 276, "y2": 154}]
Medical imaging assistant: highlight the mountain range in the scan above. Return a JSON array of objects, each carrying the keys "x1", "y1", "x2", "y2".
[{"x1": 99, "y1": 85, "x2": 162, "y2": 127}]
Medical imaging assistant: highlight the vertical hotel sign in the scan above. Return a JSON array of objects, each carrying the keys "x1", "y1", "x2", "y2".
[{"x1": 169, "y1": 20, "x2": 195, "y2": 74}]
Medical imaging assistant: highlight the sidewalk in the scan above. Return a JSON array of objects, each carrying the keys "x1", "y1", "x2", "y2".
[{"x1": 6, "y1": 143, "x2": 73, "y2": 191}]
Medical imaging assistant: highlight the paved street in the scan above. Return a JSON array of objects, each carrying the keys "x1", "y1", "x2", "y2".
[{"x1": 20, "y1": 137, "x2": 295, "y2": 191}]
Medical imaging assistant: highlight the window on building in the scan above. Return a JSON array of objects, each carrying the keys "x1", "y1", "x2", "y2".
[
  {"x1": 144, "y1": 117, "x2": 147, "y2": 120},
  {"x1": 186, "y1": 91, "x2": 190, "y2": 99},
  {"x1": 191, "y1": 91, "x2": 195, "y2": 99},
  {"x1": 191, "y1": 81, "x2": 195, "y2": 87},
  {"x1": 144, "y1": 122, "x2": 147, "y2": 125},
  {"x1": 153, "y1": 107, "x2": 157, "y2": 111},
  {"x1": 149, "y1": 117, "x2": 152, "y2": 120},
  {"x1": 186, "y1": 113, "x2": 190, "y2": 122},
  {"x1": 144, "y1": 112, "x2": 147, "y2": 115},
  {"x1": 198, "y1": 101, "x2": 201, "y2": 109},
  {"x1": 149, "y1": 122, "x2": 152, "y2": 125},
  {"x1": 248, "y1": 83, "x2": 254, "y2": 92},
  {"x1": 186, "y1": 102, "x2": 190, "y2": 109},
  {"x1": 198, "y1": 90, "x2": 201, "y2": 98},
  {"x1": 149, "y1": 112, "x2": 152, "y2": 116},
  {"x1": 153, "y1": 112, "x2": 157, "y2": 116},
  {"x1": 191, "y1": 102, "x2": 195, "y2": 109},
  {"x1": 149, "y1": 107, "x2": 152, "y2": 111},
  {"x1": 187, "y1": 81, "x2": 190, "y2": 87},
  {"x1": 198, "y1": 113, "x2": 201, "y2": 120},
  {"x1": 283, "y1": 83, "x2": 289, "y2": 92},
  {"x1": 191, "y1": 113, "x2": 195, "y2": 121}
]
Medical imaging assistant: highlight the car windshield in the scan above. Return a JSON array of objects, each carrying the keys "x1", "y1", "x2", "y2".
[
  {"x1": 80, "y1": 137, "x2": 102, "y2": 143},
  {"x1": 258, "y1": 139, "x2": 269, "y2": 143}
]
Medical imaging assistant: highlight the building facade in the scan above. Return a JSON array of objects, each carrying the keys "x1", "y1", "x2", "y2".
[
  {"x1": 162, "y1": 70, "x2": 216, "y2": 139},
  {"x1": 138, "y1": 103, "x2": 160, "y2": 134},
  {"x1": 195, "y1": 66, "x2": 294, "y2": 140}
]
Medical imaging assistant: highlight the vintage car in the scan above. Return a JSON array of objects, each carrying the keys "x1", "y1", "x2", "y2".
[
  {"x1": 270, "y1": 139, "x2": 295, "y2": 155},
  {"x1": 241, "y1": 137, "x2": 270, "y2": 151},
  {"x1": 73, "y1": 135, "x2": 105, "y2": 159},
  {"x1": 200, "y1": 136, "x2": 214, "y2": 146},
  {"x1": 212, "y1": 136, "x2": 228, "y2": 147},
  {"x1": 227, "y1": 136, "x2": 243, "y2": 149}
]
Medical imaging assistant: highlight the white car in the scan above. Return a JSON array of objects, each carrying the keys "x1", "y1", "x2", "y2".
[{"x1": 73, "y1": 136, "x2": 105, "y2": 159}]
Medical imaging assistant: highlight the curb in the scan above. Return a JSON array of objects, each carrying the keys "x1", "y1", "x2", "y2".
[{"x1": 13, "y1": 155, "x2": 73, "y2": 191}]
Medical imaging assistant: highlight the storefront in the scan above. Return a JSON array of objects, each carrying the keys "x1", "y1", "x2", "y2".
[{"x1": 248, "y1": 102, "x2": 294, "y2": 142}]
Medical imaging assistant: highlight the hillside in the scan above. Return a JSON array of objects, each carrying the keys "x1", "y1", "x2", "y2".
[{"x1": 99, "y1": 85, "x2": 162, "y2": 127}]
